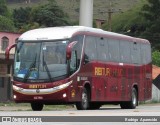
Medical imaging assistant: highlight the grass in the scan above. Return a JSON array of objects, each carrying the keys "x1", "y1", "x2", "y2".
[
  {"x1": 0, "y1": 102, "x2": 74, "y2": 111},
  {"x1": 43, "y1": 105, "x2": 74, "y2": 111},
  {"x1": 0, "y1": 102, "x2": 30, "y2": 106}
]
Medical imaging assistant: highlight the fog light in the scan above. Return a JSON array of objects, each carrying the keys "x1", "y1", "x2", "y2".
[
  {"x1": 13, "y1": 95, "x2": 17, "y2": 99},
  {"x1": 63, "y1": 93, "x2": 67, "y2": 98}
]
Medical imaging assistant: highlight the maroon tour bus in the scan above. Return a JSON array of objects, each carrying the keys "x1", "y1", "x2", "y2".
[{"x1": 6, "y1": 26, "x2": 152, "y2": 111}]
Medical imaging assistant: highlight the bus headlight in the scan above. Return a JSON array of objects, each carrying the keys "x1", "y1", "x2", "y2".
[
  {"x1": 13, "y1": 95, "x2": 17, "y2": 99},
  {"x1": 13, "y1": 85, "x2": 23, "y2": 91},
  {"x1": 63, "y1": 93, "x2": 67, "y2": 98},
  {"x1": 53, "y1": 81, "x2": 73, "y2": 91}
]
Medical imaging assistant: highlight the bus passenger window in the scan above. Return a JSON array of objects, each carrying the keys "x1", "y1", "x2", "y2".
[
  {"x1": 120, "y1": 41, "x2": 131, "y2": 63},
  {"x1": 84, "y1": 36, "x2": 97, "y2": 61},
  {"x1": 145, "y1": 44, "x2": 151, "y2": 64},
  {"x1": 108, "y1": 39, "x2": 120, "y2": 62},
  {"x1": 97, "y1": 37, "x2": 109, "y2": 61},
  {"x1": 71, "y1": 35, "x2": 83, "y2": 68},
  {"x1": 70, "y1": 50, "x2": 77, "y2": 72},
  {"x1": 131, "y1": 42, "x2": 141, "y2": 64},
  {"x1": 141, "y1": 43, "x2": 151, "y2": 64}
]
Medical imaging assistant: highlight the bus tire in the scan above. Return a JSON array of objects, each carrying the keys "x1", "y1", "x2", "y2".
[
  {"x1": 120, "y1": 88, "x2": 137, "y2": 109},
  {"x1": 120, "y1": 102, "x2": 128, "y2": 109},
  {"x1": 89, "y1": 103, "x2": 101, "y2": 110},
  {"x1": 76, "y1": 87, "x2": 89, "y2": 110},
  {"x1": 31, "y1": 103, "x2": 43, "y2": 111},
  {"x1": 129, "y1": 88, "x2": 138, "y2": 109}
]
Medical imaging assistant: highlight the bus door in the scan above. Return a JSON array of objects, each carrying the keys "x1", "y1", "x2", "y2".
[
  {"x1": 106, "y1": 64, "x2": 120, "y2": 101},
  {"x1": 96, "y1": 37, "x2": 110, "y2": 101},
  {"x1": 145, "y1": 44, "x2": 152, "y2": 100},
  {"x1": 94, "y1": 63, "x2": 106, "y2": 101},
  {"x1": 106, "y1": 39, "x2": 121, "y2": 101},
  {"x1": 145, "y1": 65, "x2": 152, "y2": 100},
  {"x1": 83, "y1": 36, "x2": 99, "y2": 101},
  {"x1": 121, "y1": 65, "x2": 131, "y2": 101},
  {"x1": 119, "y1": 41, "x2": 133, "y2": 101},
  {"x1": 130, "y1": 41, "x2": 141, "y2": 100},
  {"x1": 140, "y1": 43, "x2": 152, "y2": 100}
]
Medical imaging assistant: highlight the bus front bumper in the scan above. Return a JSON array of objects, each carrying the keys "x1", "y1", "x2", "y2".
[{"x1": 12, "y1": 81, "x2": 73, "y2": 103}]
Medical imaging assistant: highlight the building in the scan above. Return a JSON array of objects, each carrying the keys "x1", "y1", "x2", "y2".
[
  {"x1": 152, "y1": 65, "x2": 160, "y2": 102},
  {"x1": 95, "y1": 19, "x2": 106, "y2": 28},
  {"x1": 0, "y1": 31, "x2": 21, "y2": 102}
]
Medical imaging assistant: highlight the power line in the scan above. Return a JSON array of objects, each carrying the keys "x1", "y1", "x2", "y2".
[{"x1": 99, "y1": 0, "x2": 122, "y2": 31}]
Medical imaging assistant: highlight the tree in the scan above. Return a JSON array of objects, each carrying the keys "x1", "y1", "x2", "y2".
[
  {"x1": 12, "y1": 0, "x2": 71, "y2": 32},
  {"x1": 0, "y1": 15, "x2": 15, "y2": 31},
  {"x1": 13, "y1": 7, "x2": 32, "y2": 29},
  {"x1": 30, "y1": 0, "x2": 70, "y2": 27},
  {"x1": 0, "y1": 0, "x2": 15, "y2": 31},
  {"x1": 141, "y1": 0, "x2": 160, "y2": 23},
  {"x1": 152, "y1": 50, "x2": 160, "y2": 67},
  {"x1": 18, "y1": 22, "x2": 40, "y2": 33},
  {"x1": 0, "y1": 0, "x2": 11, "y2": 17},
  {"x1": 102, "y1": 0, "x2": 146, "y2": 36},
  {"x1": 140, "y1": 0, "x2": 160, "y2": 50},
  {"x1": 103, "y1": 0, "x2": 160, "y2": 50}
]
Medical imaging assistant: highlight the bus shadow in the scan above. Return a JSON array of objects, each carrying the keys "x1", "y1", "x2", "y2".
[
  {"x1": 99, "y1": 107, "x2": 122, "y2": 110},
  {"x1": 97, "y1": 105, "x2": 123, "y2": 110}
]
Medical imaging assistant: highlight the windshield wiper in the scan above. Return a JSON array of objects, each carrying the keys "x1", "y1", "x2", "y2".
[
  {"x1": 43, "y1": 52, "x2": 53, "y2": 82},
  {"x1": 23, "y1": 53, "x2": 37, "y2": 83},
  {"x1": 43, "y1": 60, "x2": 53, "y2": 82}
]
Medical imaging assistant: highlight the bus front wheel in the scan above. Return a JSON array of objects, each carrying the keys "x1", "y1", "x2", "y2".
[
  {"x1": 76, "y1": 88, "x2": 89, "y2": 110},
  {"x1": 31, "y1": 103, "x2": 43, "y2": 111}
]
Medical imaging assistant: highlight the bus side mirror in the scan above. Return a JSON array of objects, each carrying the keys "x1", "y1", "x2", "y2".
[
  {"x1": 5, "y1": 44, "x2": 16, "y2": 60},
  {"x1": 66, "y1": 41, "x2": 77, "y2": 60}
]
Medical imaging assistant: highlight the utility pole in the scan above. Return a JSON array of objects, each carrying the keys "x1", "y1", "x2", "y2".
[
  {"x1": 100, "y1": 0, "x2": 122, "y2": 31},
  {"x1": 107, "y1": 1, "x2": 112, "y2": 31},
  {"x1": 79, "y1": 0, "x2": 93, "y2": 27}
]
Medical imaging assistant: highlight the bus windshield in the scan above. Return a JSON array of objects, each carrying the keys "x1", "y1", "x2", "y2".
[{"x1": 14, "y1": 40, "x2": 68, "y2": 82}]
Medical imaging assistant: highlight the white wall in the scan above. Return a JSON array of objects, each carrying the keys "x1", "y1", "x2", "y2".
[{"x1": 152, "y1": 84, "x2": 160, "y2": 102}]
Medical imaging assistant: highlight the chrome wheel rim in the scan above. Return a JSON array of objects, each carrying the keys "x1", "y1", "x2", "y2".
[
  {"x1": 82, "y1": 91, "x2": 88, "y2": 109},
  {"x1": 132, "y1": 91, "x2": 137, "y2": 106}
]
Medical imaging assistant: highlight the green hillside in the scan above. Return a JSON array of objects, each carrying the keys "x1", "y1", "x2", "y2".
[{"x1": 7, "y1": 0, "x2": 146, "y2": 22}]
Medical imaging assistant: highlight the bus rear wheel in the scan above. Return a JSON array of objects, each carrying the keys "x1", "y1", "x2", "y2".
[
  {"x1": 120, "y1": 88, "x2": 137, "y2": 109},
  {"x1": 31, "y1": 103, "x2": 43, "y2": 111},
  {"x1": 76, "y1": 88, "x2": 89, "y2": 110}
]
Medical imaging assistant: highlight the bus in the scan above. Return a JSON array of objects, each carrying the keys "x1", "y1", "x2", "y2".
[{"x1": 6, "y1": 26, "x2": 152, "y2": 111}]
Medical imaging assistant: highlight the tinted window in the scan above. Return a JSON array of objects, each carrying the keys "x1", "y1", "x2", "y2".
[
  {"x1": 131, "y1": 42, "x2": 141, "y2": 64},
  {"x1": 145, "y1": 44, "x2": 152, "y2": 64},
  {"x1": 84, "y1": 36, "x2": 97, "y2": 61},
  {"x1": 141, "y1": 43, "x2": 151, "y2": 64},
  {"x1": 97, "y1": 37, "x2": 109, "y2": 61},
  {"x1": 71, "y1": 35, "x2": 84, "y2": 68},
  {"x1": 120, "y1": 41, "x2": 131, "y2": 63},
  {"x1": 108, "y1": 39, "x2": 120, "y2": 62},
  {"x1": 1, "y1": 37, "x2": 9, "y2": 51}
]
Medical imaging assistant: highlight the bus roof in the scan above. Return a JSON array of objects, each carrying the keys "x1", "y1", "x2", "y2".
[{"x1": 18, "y1": 26, "x2": 149, "y2": 43}]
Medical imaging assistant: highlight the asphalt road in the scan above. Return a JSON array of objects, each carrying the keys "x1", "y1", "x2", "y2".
[{"x1": 0, "y1": 103, "x2": 160, "y2": 125}]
